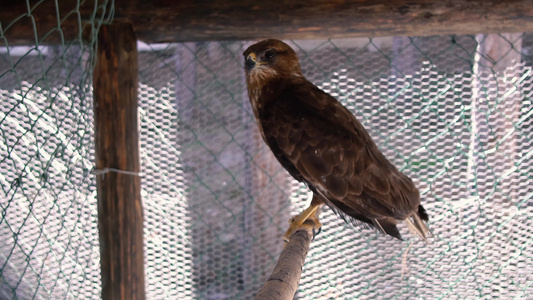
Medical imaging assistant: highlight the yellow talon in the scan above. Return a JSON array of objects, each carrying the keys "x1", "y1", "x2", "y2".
[{"x1": 283, "y1": 201, "x2": 323, "y2": 244}]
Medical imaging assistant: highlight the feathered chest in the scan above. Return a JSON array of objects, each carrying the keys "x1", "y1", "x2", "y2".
[{"x1": 247, "y1": 79, "x2": 291, "y2": 141}]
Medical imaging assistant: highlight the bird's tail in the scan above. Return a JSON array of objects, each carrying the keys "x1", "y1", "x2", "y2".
[{"x1": 405, "y1": 205, "x2": 430, "y2": 241}]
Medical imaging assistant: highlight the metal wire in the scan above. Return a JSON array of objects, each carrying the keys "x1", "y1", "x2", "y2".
[{"x1": 1, "y1": 4, "x2": 532, "y2": 299}]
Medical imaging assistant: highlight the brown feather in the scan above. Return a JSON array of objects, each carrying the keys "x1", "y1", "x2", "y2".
[{"x1": 244, "y1": 39, "x2": 429, "y2": 240}]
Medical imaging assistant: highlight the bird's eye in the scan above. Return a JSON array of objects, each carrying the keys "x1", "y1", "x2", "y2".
[{"x1": 265, "y1": 49, "x2": 277, "y2": 60}]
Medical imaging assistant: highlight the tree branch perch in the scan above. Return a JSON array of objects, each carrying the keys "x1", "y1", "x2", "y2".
[{"x1": 254, "y1": 220, "x2": 316, "y2": 300}]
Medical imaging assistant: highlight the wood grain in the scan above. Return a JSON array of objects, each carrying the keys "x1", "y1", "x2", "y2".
[
  {"x1": 1, "y1": 0, "x2": 532, "y2": 45},
  {"x1": 253, "y1": 221, "x2": 315, "y2": 300},
  {"x1": 93, "y1": 23, "x2": 145, "y2": 300}
]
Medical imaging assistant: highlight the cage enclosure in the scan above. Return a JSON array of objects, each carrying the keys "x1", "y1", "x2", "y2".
[{"x1": 1, "y1": 1, "x2": 532, "y2": 299}]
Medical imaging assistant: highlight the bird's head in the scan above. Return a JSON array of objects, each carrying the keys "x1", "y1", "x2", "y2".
[{"x1": 243, "y1": 39, "x2": 302, "y2": 89}]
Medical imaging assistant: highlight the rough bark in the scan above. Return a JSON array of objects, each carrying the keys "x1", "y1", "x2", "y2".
[
  {"x1": 254, "y1": 221, "x2": 315, "y2": 300},
  {"x1": 94, "y1": 23, "x2": 145, "y2": 300},
  {"x1": 2, "y1": 0, "x2": 533, "y2": 45}
]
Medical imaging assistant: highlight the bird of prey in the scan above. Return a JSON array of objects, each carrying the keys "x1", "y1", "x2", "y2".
[{"x1": 243, "y1": 39, "x2": 429, "y2": 242}]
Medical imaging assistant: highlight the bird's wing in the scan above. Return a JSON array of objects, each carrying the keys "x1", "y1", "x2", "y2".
[{"x1": 259, "y1": 80, "x2": 420, "y2": 223}]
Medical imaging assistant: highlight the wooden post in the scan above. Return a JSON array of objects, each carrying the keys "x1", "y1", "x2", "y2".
[{"x1": 93, "y1": 23, "x2": 145, "y2": 300}]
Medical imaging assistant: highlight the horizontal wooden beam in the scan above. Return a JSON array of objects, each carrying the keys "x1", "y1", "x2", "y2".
[{"x1": 1, "y1": 0, "x2": 533, "y2": 45}]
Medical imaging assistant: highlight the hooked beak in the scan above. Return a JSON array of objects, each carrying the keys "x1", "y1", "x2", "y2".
[{"x1": 245, "y1": 53, "x2": 256, "y2": 71}]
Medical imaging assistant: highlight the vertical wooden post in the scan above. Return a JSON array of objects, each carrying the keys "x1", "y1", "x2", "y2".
[{"x1": 93, "y1": 23, "x2": 145, "y2": 300}]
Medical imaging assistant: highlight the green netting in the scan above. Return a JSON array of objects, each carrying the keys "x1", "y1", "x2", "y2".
[
  {"x1": 1, "y1": 2, "x2": 532, "y2": 300},
  {"x1": 0, "y1": 1, "x2": 112, "y2": 299}
]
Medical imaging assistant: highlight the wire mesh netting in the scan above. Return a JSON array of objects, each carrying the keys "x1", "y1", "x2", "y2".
[
  {"x1": 1, "y1": 3, "x2": 533, "y2": 300},
  {"x1": 0, "y1": 2, "x2": 113, "y2": 299}
]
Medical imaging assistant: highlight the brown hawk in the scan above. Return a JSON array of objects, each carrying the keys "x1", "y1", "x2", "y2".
[{"x1": 243, "y1": 39, "x2": 429, "y2": 242}]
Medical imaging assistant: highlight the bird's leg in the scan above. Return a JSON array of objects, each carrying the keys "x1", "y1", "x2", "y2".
[{"x1": 283, "y1": 194, "x2": 323, "y2": 243}]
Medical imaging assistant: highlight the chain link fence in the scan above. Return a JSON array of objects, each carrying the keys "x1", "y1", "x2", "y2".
[
  {"x1": 0, "y1": 2, "x2": 113, "y2": 299},
  {"x1": 1, "y1": 3, "x2": 532, "y2": 300}
]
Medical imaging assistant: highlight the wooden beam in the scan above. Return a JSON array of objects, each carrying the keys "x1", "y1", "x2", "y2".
[
  {"x1": 93, "y1": 23, "x2": 145, "y2": 300},
  {"x1": 1, "y1": 0, "x2": 533, "y2": 45}
]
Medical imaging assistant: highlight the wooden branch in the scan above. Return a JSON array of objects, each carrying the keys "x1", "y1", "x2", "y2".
[
  {"x1": 254, "y1": 222, "x2": 315, "y2": 300},
  {"x1": 1, "y1": 0, "x2": 533, "y2": 45},
  {"x1": 93, "y1": 23, "x2": 145, "y2": 300}
]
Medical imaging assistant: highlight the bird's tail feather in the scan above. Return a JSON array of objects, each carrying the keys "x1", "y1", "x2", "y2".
[
  {"x1": 405, "y1": 208, "x2": 430, "y2": 241},
  {"x1": 372, "y1": 218, "x2": 402, "y2": 240}
]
